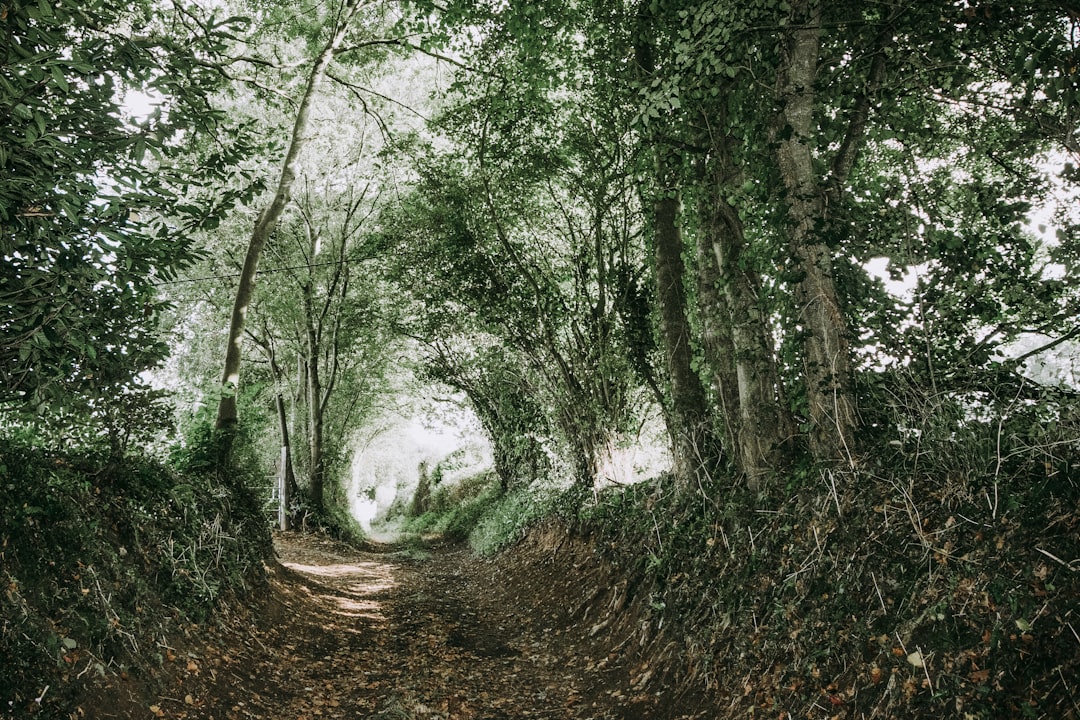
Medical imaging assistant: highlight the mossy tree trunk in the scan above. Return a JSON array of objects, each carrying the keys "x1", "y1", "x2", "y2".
[
  {"x1": 699, "y1": 133, "x2": 795, "y2": 487},
  {"x1": 653, "y1": 173, "x2": 717, "y2": 483},
  {"x1": 773, "y1": 0, "x2": 857, "y2": 466}
]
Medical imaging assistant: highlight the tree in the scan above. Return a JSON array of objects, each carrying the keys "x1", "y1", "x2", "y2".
[
  {"x1": 292, "y1": 179, "x2": 384, "y2": 513},
  {"x1": 631, "y1": 1, "x2": 721, "y2": 483},
  {"x1": 381, "y1": 118, "x2": 646, "y2": 485},
  {"x1": 0, "y1": 0, "x2": 243, "y2": 418},
  {"x1": 214, "y1": 0, "x2": 367, "y2": 441},
  {"x1": 424, "y1": 339, "x2": 553, "y2": 492}
]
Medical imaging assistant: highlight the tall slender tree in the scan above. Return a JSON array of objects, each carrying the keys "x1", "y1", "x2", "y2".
[{"x1": 215, "y1": 0, "x2": 364, "y2": 443}]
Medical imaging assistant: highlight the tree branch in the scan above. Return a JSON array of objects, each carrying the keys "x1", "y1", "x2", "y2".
[{"x1": 1009, "y1": 326, "x2": 1080, "y2": 365}]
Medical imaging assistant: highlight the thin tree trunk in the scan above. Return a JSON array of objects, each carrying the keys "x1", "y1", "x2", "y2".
[
  {"x1": 303, "y1": 284, "x2": 326, "y2": 514},
  {"x1": 275, "y1": 387, "x2": 295, "y2": 531},
  {"x1": 699, "y1": 139, "x2": 795, "y2": 487},
  {"x1": 244, "y1": 325, "x2": 298, "y2": 528},
  {"x1": 295, "y1": 352, "x2": 307, "y2": 474},
  {"x1": 214, "y1": 2, "x2": 359, "y2": 440},
  {"x1": 653, "y1": 165, "x2": 716, "y2": 483},
  {"x1": 773, "y1": 0, "x2": 857, "y2": 465}
]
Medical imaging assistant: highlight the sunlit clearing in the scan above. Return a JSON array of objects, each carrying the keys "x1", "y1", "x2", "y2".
[
  {"x1": 594, "y1": 410, "x2": 671, "y2": 488},
  {"x1": 348, "y1": 393, "x2": 491, "y2": 536}
]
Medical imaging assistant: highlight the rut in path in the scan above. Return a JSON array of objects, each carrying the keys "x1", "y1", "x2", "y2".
[{"x1": 178, "y1": 532, "x2": 672, "y2": 720}]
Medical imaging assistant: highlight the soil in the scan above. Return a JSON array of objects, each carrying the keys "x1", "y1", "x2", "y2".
[{"x1": 86, "y1": 530, "x2": 702, "y2": 720}]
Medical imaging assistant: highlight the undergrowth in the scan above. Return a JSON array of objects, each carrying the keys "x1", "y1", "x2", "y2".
[
  {"x1": 571, "y1": 454, "x2": 1080, "y2": 718},
  {"x1": 401, "y1": 470, "x2": 558, "y2": 555},
  {"x1": 403, "y1": 470, "x2": 502, "y2": 542},
  {"x1": 383, "y1": 386, "x2": 1080, "y2": 717},
  {"x1": 0, "y1": 432, "x2": 271, "y2": 719}
]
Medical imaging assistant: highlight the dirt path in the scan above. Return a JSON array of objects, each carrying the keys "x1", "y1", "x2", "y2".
[{"x1": 151, "y1": 532, "x2": 669, "y2": 720}]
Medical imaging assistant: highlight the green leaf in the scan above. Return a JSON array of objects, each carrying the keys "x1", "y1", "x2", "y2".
[{"x1": 49, "y1": 63, "x2": 69, "y2": 93}]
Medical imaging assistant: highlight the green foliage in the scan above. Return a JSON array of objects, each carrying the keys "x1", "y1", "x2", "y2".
[
  {"x1": 0, "y1": 435, "x2": 270, "y2": 717},
  {"x1": 403, "y1": 470, "x2": 501, "y2": 540},
  {"x1": 399, "y1": 466, "x2": 560, "y2": 554},
  {"x1": 380, "y1": 52, "x2": 649, "y2": 485},
  {"x1": 401, "y1": 466, "x2": 583, "y2": 557},
  {"x1": 1, "y1": 381, "x2": 177, "y2": 462},
  {"x1": 0, "y1": 0, "x2": 252, "y2": 414},
  {"x1": 467, "y1": 488, "x2": 548, "y2": 556}
]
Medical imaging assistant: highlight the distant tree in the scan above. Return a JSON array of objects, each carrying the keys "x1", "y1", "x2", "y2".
[{"x1": 214, "y1": 0, "x2": 370, "y2": 444}]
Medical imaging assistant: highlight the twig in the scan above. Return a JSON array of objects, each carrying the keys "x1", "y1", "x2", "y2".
[
  {"x1": 1058, "y1": 667, "x2": 1080, "y2": 716},
  {"x1": 917, "y1": 645, "x2": 933, "y2": 692},
  {"x1": 1036, "y1": 547, "x2": 1078, "y2": 571},
  {"x1": 1067, "y1": 622, "x2": 1080, "y2": 647},
  {"x1": 984, "y1": 487, "x2": 998, "y2": 520},
  {"x1": 956, "y1": 512, "x2": 991, "y2": 528},
  {"x1": 871, "y1": 572, "x2": 887, "y2": 614},
  {"x1": 825, "y1": 469, "x2": 843, "y2": 517}
]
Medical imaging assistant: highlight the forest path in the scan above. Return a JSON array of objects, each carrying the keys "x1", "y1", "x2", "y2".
[{"x1": 166, "y1": 531, "x2": 658, "y2": 720}]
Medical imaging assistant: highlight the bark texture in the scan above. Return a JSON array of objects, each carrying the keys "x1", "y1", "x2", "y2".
[
  {"x1": 699, "y1": 143, "x2": 795, "y2": 486},
  {"x1": 653, "y1": 181, "x2": 716, "y2": 482},
  {"x1": 773, "y1": 0, "x2": 857, "y2": 465},
  {"x1": 693, "y1": 204, "x2": 739, "y2": 457}
]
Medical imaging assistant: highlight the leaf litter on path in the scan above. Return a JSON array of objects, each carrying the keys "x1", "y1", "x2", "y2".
[{"x1": 136, "y1": 531, "x2": 681, "y2": 720}]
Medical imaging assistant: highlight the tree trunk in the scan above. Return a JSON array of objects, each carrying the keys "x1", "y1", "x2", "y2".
[
  {"x1": 693, "y1": 207, "x2": 739, "y2": 455},
  {"x1": 274, "y1": 386, "x2": 295, "y2": 531},
  {"x1": 773, "y1": 0, "x2": 857, "y2": 466},
  {"x1": 214, "y1": 2, "x2": 359, "y2": 441},
  {"x1": 264, "y1": 343, "x2": 297, "y2": 530},
  {"x1": 304, "y1": 287, "x2": 326, "y2": 515},
  {"x1": 652, "y1": 166, "x2": 716, "y2": 483},
  {"x1": 698, "y1": 140, "x2": 796, "y2": 487},
  {"x1": 631, "y1": 6, "x2": 716, "y2": 484}
]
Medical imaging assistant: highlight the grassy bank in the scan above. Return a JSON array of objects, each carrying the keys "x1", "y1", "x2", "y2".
[{"x1": 0, "y1": 437, "x2": 271, "y2": 718}]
